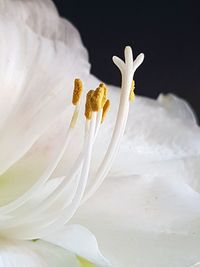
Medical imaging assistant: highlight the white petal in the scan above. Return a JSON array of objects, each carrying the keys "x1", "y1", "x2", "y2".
[
  {"x1": 107, "y1": 90, "x2": 200, "y2": 181},
  {"x1": 71, "y1": 175, "x2": 200, "y2": 267},
  {"x1": 0, "y1": 9, "x2": 89, "y2": 176},
  {"x1": 0, "y1": 114, "x2": 68, "y2": 208},
  {"x1": 44, "y1": 224, "x2": 111, "y2": 267},
  {"x1": 157, "y1": 93, "x2": 197, "y2": 123},
  {"x1": 0, "y1": 238, "x2": 81, "y2": 267},
  {"x1": 0, "y1": 0, "x2": 60, "y2": 36},
  {"x1": 0, "y1": 176, "x2": 78, "y2": 238},
  {"x1": 0, "y1": 0, "x2": 88, "y2": 59}
]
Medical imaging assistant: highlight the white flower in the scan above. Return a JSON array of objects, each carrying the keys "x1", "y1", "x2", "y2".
[{"x1": 0, "y1": 0, "x2": 200, "y2": 267}]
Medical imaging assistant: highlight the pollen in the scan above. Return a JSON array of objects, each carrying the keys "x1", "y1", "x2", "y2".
[
  {"x1": 101, "y1": 99, "x2": 110, "y2": 123},
  {"x1": 85, "y1": 90, "x2": 94, "y2": 120},
  {"x1": 72, "y1": 78, "x2": 83, "y2": 105},
  {"x1": 90, "y1": 85, "x2": 104, "y2": 112},
  {"x1": 129, "y1": 80, "x2": 135, "y2": 102}
]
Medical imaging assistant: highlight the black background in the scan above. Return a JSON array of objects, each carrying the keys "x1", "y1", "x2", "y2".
[{"x1": 52, "y1": 1, "x2": 200, "y2": 119}]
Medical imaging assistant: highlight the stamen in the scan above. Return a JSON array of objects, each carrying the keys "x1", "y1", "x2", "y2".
[
  {"x1": 72, "y1": 78, "x2": 83, "y2": 105},
  {"x1": 0, "y1": 116, "x2": 95, "y2": 230},
  {"x1": 100, "y1": 83, "x2": 108, "y2": 107},
  {"x1": 0, "y1": 80, "x2": 84, "y2": 215},
  {"x1": 70, "y1": 105, "x2": 79, "y2": 128},
  {"x1": 11, "y1": 114, "x2": 98, "y2": 237},
  {"x1": 93, "y1": 109, "x2": 102, "y2": 142},
  {"x1": 85, "y1": 90, "x2": 94, "y2": 120},
  {"x1": 129, "y1": 80, "x2": 135, "y2": 102},
  {"x1": 101, "y1": 99, "x2": 110, "y2": 123},
  {"x1": 46, "y1": 113, "x2": 98, "y2": 233},
  {"x1": 0, "y1": 46, "x2": 144, "y2": 239},
  {"x1": 70, "y1": 79, "x2": 83, "y2": 128},
  {"x1": 82, "y1": 46, "x2": 144, "y2": 203},
  {"x1": 90, "y1": 86, "x2": 104, "y2": 112}
]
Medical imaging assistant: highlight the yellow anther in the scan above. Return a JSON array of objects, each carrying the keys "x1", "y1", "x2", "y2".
[
  {"x1": 101, "y1": 99, "x2": 110, "y2": 123},
  {"x1": 85, "y1": 90, "x2": 94, "y2": 120},
  {"x1": 100, "y1": 83, "x2": 108, "y2": 108},
  {"x1": 90, "y1": 86, "x2": 105, "y2": 112},
  {"x1": 72, "y1": 78, "x2": 83, "y2": 105},
  {"x1": 129, "y1": 80, "x2": 135, "y2": 102}
]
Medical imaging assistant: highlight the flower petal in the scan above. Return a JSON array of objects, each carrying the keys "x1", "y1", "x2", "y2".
[
  {"x1": 106, "y1": 93, "x2": 200, "y2": 197},
  {"x1": 44, "y1": 224, "x2": 111, "y2": 267},
  {"x1": 157, "y1": 93, "x2": 197, "y2": 123},
  {"x1": 0, "y1": 0, "x2": 88, "y2": 59},
  {"x1": 71, "y1": 174, "x2": 200, "y2": 267},
  {"x1": 0, "y1": 113, "x2": 68, "y2": 208},
  {"x1": 0, "y1": 238, "x2": 81, "y2": 267},
  {"x1": 0, "y1": 7, "x2": 90, "y2": 176}
]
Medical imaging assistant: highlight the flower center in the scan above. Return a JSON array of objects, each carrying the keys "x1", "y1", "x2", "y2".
[{"x1": 0, "y1": 46, "x2": 144, "y2": 239}]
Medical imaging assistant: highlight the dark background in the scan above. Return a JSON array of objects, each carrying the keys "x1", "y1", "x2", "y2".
[{"x1": 53, "y1": 1, "x2": 200, "y2": 119}]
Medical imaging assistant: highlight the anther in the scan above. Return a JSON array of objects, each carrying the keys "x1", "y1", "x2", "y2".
[
  {"x1": 72, "y1": 78, "x2": 83, "y2": 105},
  {"x1": 129, "y1": 80, "x2": 135, "y2": 102},
  {"x1": 101, "y1": 99, "x2": 110, "y2": 123},
  {"x1": 85, "y1": 90, "x2": 94, "y2": 120},
  {"x1": 90, "y1": 86, "x2": 104, "y2": 112},
  {"x1": 100, "y1": 83, "x2": 108, "y2": 108}
]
